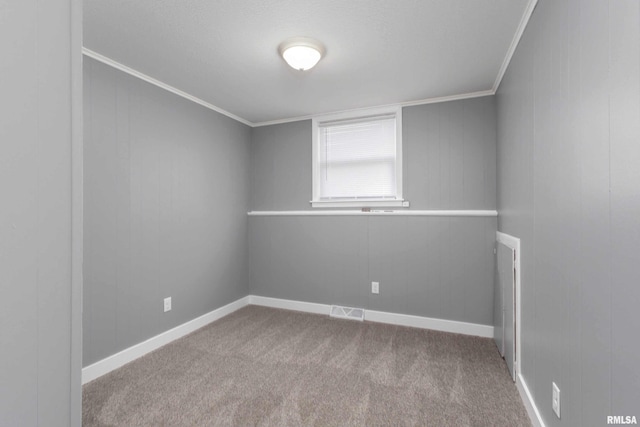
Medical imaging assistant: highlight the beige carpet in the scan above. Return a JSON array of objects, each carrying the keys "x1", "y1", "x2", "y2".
[{"x1": 83, "y1": 305, "x2": 530, "y2": 426}]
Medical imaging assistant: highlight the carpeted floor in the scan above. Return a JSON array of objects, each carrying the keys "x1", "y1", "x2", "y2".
[{"x1": 83, "y1": 305, "x2": 531, "y2": 426}]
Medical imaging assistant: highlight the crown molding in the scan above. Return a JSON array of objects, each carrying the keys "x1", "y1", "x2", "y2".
[
  {"x1": 85, "y1": 0, "x2": 538, "y2": 131},
  {"x1": 82, "y1": 48, "x2": 252, "y2": 127},
  {"x1": 492, "y1": 0, "x2": 538, "y2": 92},
  {"x1": 82, "y1": 49, "x2": 495, "y2": 128},
  {"x1": 252, "y1": 90, "x2": 495, "y2": 127}
]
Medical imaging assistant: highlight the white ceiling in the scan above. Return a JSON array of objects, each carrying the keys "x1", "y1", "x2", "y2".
[{"x1": 84, "y1": 0, "x2": 532, "y2": 126}]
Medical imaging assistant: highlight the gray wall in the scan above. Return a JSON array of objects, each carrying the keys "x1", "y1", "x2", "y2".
[
  {"x1": 496, "y1": 0, "x2": 640, "y2": 425},
  {"x1": 250, "y1": 97, "x2": 497, "y2": 325},
  {"x1": 0, "y1": 0, "x2": 82, "y2": 425},
  {"x1": 251, "y1": 120, "x2": 312, "y2": 211},
  {"x1": 83, "y1": 58, "x2": 251, "y2": 366},
  {"x1": 251, "y1": 97, "x2": 496, "y2": 211}
]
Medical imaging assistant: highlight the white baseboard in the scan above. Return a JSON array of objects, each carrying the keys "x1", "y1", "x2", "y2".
[
  {"x1": 83, "y1": 294, "x2": 494, "y2": 384},
  {"x1": 517, "y1": 373, "x2": 546, "y2": 427},
  {"x1": 249, "y1": 295, "x2": 330, "y2": 315},
  {"x1": 249, "y1": 295, "x2": 493, "y2": 338},
  {"x1": 81, "y1": 296, "x2": 251, "y2": 384},
  {"x1": 364, "y1": 309, "x2": 494, "y2": 338}
]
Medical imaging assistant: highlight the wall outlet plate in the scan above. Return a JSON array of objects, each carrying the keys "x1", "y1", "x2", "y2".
[
  {"x1": 371, "y1": 282, "x2": 379, "y2": 294},
  {"x1": 552, "y1": 382, "x2": 560, "y2": 418},
  {"x1": 164, "y1": 297, "x2": 172, "y2": 312}
]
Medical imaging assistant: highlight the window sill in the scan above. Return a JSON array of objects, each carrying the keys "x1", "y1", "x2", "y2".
[{"x1": 310, "y1": 199, "x2": 409, "y2": 208}]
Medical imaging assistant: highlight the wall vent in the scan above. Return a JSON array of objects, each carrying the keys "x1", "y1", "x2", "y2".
[{"x1": 329, "y1": 305, "x2": 365, "y2": 321}]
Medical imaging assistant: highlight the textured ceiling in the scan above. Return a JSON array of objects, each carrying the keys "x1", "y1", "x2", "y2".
[{"x1": 84, "y1": 0, "x2": 531, "y2": 125}]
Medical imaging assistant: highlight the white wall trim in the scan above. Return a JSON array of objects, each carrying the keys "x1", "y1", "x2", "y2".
[
  {"x1": 83, "y1": 0, "x2": 540, "y2": 132},
  {"x1": 81, "y1": 293, "x2": 540, "y2": 424},
  {"x1": 82, "y1": 47, "x2": 495, "y2": 127},
  {"x1": 364, "y1": 309, "x2": 493, "y2": 338},
  {"x1": 517, "y1": 373, "x2": 546, "y2": 427},
  {"x1": 248, "y1": 210, "x2": 498, "y2": 217},
  {"x1": 252, "y1": 90, "x2": 495, "y2": 128},
  {"x1": 82, "y1": 49, "x2": 497, "y2": 129},
  {"x1": 496, "y1": 231, "x2": 522, "y2": 379},
  {"x1": 492, "y1": 0, "x2": 538, "y2": 92},
  {"x1": 496, "y1": 231, "x2": 521, "y2": 250},
  {"x1": 396, "y1": 89, "x2": 495, "y2": 109},
  {"x1": 497, "y1": 231, "x2": 534, "y2": 425},
  {"x1": 310, "y1": 200, "x2": 407, "y2": 209},
  {"x1": 81, "y1": 296, "x2": 251, "y2": 384},
  {"x1": 82, "y1": 48, "x2": 252, "y2": 127},
  {"x1": 250, "y1": 295, "x2": 493, "y2": 338},
  {"x1": 82, "y1": 294, "x2": 495, "y2": 384},
  {"x1": 249, "y1": 295, "x2": 330, "y2": 315}
]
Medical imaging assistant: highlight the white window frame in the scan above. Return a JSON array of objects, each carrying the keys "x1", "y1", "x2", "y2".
[{"x1": 311, "y1": 106, "x2": 404, "y2": 208}]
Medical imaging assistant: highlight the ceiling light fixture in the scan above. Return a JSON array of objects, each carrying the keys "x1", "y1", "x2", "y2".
[{"x1": 278, "y1": 37, "x2": 325, "y2": 71}]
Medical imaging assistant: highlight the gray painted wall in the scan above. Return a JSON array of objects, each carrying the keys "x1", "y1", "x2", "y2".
[
  {"x1": 250, "y1": 216, "x2": 496, "y2": 324},
  {"x1": 83, "y1": 58, "x2": 251, "y2": 366},
  {"x1": 251, "y1": 120, "x2": 312, "y2": 211},
  {"x1": 0, "y1": 0, "x2": 82, "y2": 425},
  {"x1": 251, "y1": 97, "x2": 496, "y2": 211},
  {"x1": 250, "y1": 97, "x2": 497, "y2": 325},
  {"x1": 404, "y1": 98, "x2": 496, "y2": 210},
  {"x1": 496, "y1": 0, "x2": 640, "y2": 425}
]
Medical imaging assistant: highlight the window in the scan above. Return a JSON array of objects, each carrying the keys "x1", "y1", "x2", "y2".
[{"x1": 311, "y1": 107, "x2": 403, "y2": 208}]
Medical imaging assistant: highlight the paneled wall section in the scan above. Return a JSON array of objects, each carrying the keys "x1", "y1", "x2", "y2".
[
  {"x1": 249, "y1": 97, "x2": 498, "y2": 325},
  {"x1": 496, "y1": 0, "x2": 640, "y2": 425},
  {"x1": 83, "y1": 58, "x2": 251, "y2": 366},
  {"x1": 0, "y1": 0, "x2": 81, "y2": 425}
]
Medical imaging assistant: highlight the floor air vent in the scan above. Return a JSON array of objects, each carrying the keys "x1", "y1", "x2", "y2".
[{"x1": 329, "y1": 305, "x2": 365, "y2": 321}]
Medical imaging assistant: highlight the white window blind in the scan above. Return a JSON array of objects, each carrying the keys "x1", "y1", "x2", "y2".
[{"x1": 317, "y1": 114, "x2": 398, "y2": 200}]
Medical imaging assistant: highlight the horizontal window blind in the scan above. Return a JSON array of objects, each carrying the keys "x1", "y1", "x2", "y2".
[{"x1": 318, "y1": 115, "x2": 397, "y2": 200}]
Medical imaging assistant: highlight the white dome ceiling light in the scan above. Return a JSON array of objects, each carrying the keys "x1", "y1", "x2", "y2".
[{"x1": 278, "y1": 37, "x2": 325, "y2": 71}]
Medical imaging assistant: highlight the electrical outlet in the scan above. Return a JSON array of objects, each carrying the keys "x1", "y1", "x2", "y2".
[
  {"x1": 552, "y1": 382, "x2": 561, "y2": 418},
  {"x1": 164, "y1": 297, "x2": 172, "y2": 312},
  {"x1": 371, "y1": 281, "x2": 379, "y2": 294}
]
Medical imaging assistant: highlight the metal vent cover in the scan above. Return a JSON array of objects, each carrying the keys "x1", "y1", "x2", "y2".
[{"x1": 329, "y1": 305, "x2": 365, "y2": 321}]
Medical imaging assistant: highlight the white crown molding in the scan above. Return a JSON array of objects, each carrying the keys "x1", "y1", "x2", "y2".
[
  {"x1": 492, "y1": 0, "x2": 539, "y2": 92},
  {"x1": 252, "y1": 90, "x2": 495, "y2": 128},
  {"x1": 392, "y1": 89, "x2": 496, "y2": 109},
  {"x1": 82, "y1": 48, "x2": 252, "y2": 127},
  {"x1": 84, "y1": 0, "x2": 537, "y2": 129},
  {"x1": 82, "y1": 48, "x2": 497, "y2": 128}
]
